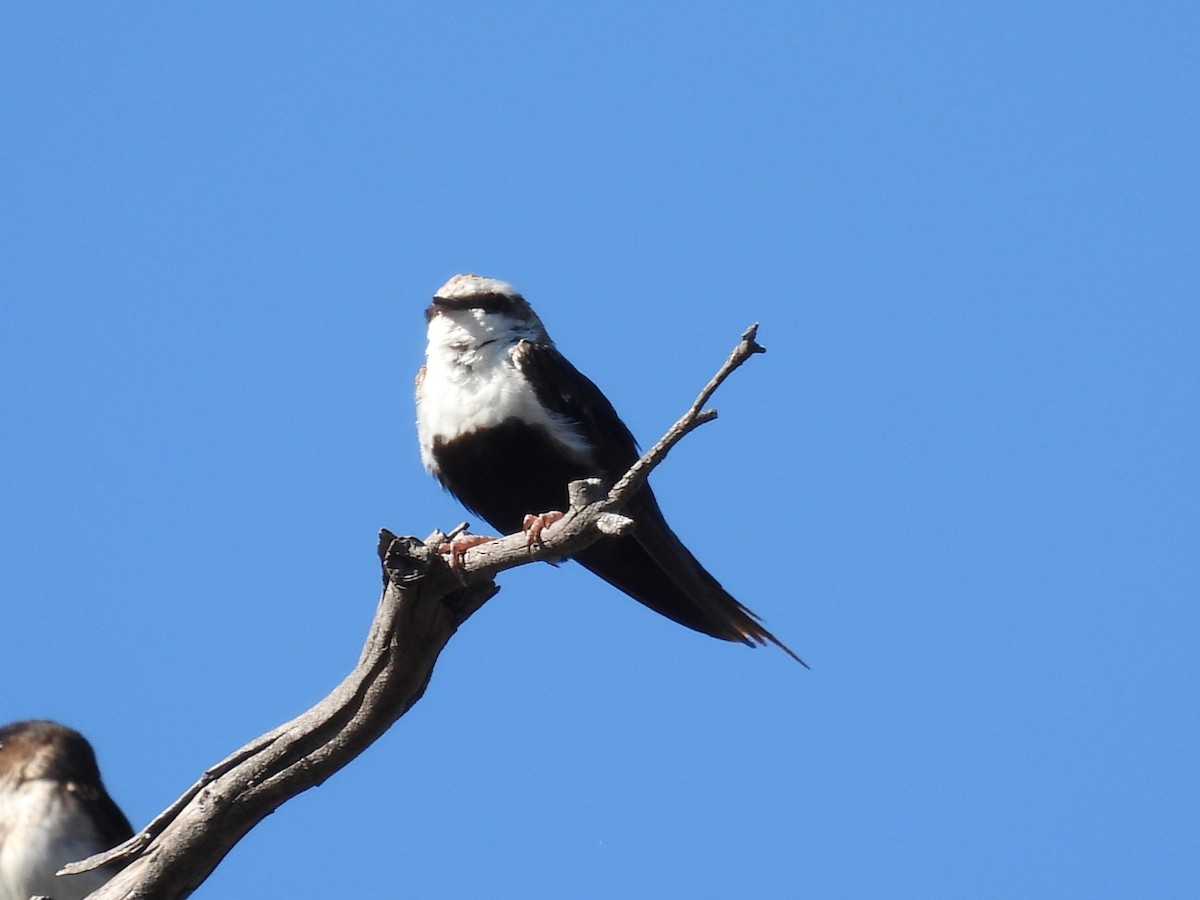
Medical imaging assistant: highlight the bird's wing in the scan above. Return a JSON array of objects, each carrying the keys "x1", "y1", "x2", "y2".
[
  {"x1": 512, "y1": 339, "x2": 641, "y2": 479},
  {"x1": 70, "y1": 781, "x2": 134, "y2": 848},
  {"x1": 515, "y1": 339, "x2": 807, "y2": 665}
]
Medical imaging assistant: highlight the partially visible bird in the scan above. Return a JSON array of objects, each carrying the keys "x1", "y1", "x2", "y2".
[
  {"x1": 415, "y1": 274, "x2": 804, "y2": 664},
  {"x1": 0, "y1": 720, "x2": 133, "y2": 900}
]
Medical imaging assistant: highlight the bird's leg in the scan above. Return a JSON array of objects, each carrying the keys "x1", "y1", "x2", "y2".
[
  {"x1": 522, "y1": 511, "x2": 565, "y2": 549},
  {"x1": 437, "y1": 533, "x2": 497, "y2": 571}
]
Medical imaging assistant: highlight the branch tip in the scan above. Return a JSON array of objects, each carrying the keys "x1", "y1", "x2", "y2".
[
  {"x1": 595, "y1": 513, "x2": 635, "y2": 536},
  {"x1": 740, "y1": 322, "x2": 766, "y2": 354}
]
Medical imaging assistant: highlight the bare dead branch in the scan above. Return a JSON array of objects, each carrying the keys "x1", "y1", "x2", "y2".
[{"x1": 68, "y1": 325, "x2": 766, "y2": 900}]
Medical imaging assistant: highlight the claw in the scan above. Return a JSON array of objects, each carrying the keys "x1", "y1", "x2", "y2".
[{"x1": 522, "y1": 510, "x2": 565, "y2": 549}]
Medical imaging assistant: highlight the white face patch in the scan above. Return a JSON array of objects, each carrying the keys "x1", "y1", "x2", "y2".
[{"x1": 416, "y1": 308, "x2": 593, "y2": 475}]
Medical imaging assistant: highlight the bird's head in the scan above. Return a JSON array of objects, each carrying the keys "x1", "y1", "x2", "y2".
[
  {"x1": 0, "y1": 720, "x2": 103, "y2": 785},
  {"x1": 425, "y1": 274, "x2": 549, "y2": 354}
]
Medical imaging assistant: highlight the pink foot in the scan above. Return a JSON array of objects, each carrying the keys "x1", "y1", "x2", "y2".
[
  {"x1": 438, "y1": 533, "x2": 496, "y2": 570},
  {"x1": 522, "y1": 511, "x2": 565, "y2": 548}
]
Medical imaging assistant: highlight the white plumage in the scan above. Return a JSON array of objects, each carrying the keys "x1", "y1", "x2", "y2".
[{"x1": 0, "y1": 780, "x2": 114, "y2": 900}]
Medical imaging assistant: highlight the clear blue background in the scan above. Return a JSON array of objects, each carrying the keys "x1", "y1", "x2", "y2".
[{"x1": 2, "y1": 3, "x2": 1196, "y2": 897}]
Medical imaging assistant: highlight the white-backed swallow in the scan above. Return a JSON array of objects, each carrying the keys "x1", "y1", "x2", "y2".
[{"x1": 416, "y1": 274, "x2": 804, "y2": 665}]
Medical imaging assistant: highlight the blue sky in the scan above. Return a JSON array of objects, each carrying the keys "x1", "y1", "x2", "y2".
[{"x1": 2, "y1": 3, "x2": 1196, "y2": 897}]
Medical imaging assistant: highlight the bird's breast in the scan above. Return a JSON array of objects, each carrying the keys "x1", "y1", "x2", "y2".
[
  {"x1": 417, "y1": 350, "x2": 590, "y2": 474},
  {"x1": 0, "y1": 781, "x2": 111, "y2": 900},
  {"x1": 428, "y1": 418, "x2": 597, "y2": 534}
]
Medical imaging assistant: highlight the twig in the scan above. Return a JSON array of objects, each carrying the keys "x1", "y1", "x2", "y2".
[{"x1": 608, "y1": 323, "x2": 765, "y2": 507}]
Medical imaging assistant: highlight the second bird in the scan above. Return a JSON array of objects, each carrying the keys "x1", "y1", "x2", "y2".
[{"x1": 0, "y1": 720, "x2": 133, "y2": 900}]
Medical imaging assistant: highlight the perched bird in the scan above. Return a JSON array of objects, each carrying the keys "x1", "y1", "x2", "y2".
[
  {"x1": 416, "y1": 274, "x2": 803, "y2": 664},
  {"x1": 0, "y1": 720, "x2": 133, "y2": 900}
]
